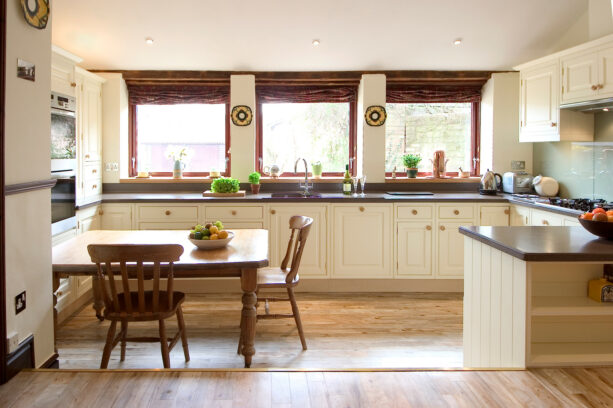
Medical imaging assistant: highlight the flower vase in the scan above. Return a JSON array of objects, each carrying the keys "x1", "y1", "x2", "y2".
[{"x1": 173, "y1": 160, "x2": 183, "y2": 179}]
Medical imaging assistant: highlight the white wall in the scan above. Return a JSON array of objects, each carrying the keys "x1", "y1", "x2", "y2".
[
  {"x1": 230, "y1": 75, "x2": 256, "y2": 181},
  {"x1": 589, "y1": 0, "x2": 613, "y2": 40},
  {"x1": 358, "y1": 74, "x2": 386, "y2": 182},
  {"x1": 4, "y1": 0, "x2": 55, "y2": 365},
  {"x1": 481, "y1": 73, "x2": 532, "y2": 175},
  {"x1": 98, "y1": 73, "x2": 129, "y2": 182}
]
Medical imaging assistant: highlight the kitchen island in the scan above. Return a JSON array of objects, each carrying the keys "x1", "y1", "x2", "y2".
[{"x1": 459, "y1": 226, "x2": 613, "y2": 369}]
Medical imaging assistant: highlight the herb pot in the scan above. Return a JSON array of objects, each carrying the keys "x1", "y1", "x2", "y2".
[
  {"x1": 406, "y1": 168, "x2": 418, "y2": 178},
  {"x1": 250, "y1": 184, "x2": 261, "y2": 194}
]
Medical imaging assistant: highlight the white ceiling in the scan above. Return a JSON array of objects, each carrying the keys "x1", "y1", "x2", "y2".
[{"x1": 51, "y1": 0, "x2": 588, "y2": 71}]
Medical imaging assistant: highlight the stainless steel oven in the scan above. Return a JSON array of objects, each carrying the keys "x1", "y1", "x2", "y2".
[{"x1": 50, "y1": 92, "x2": 77, "y2": 235}]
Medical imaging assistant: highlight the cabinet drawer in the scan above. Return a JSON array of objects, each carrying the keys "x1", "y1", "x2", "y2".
[
  {"x1": 397, "y1": 206, "x2": 433, "y2": 220},
  {"x1": 83, "y1": 163, "x2": 101, "y2": 181},
  {"x1": 83, "y1": 179, "x2": 102, "y2": 196},
  {"x1": 438, "y1": 205, "x2": 474, "y2": 219},
  {"x1": 138, "y1": 205, "x2": 199, "y2": 221},
  {"x1": 531, "y1": 210, "x2": 563, "y2": 226},
  {"x1": 138, "y1": 222, "x2": 196, "y2": 230},
  {"x1": 223, "y1": 222, "x2": 264, "y2": 229},
  {"x1": 206, "y1": 206, "x2": 263, "y2": 220}
]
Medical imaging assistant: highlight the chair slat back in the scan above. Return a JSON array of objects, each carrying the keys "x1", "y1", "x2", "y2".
[
  {"x1": 87, "y1": 244, "x2": 184, "y2": 317},
  {"x1": 281, "y1": 216, "x2": 313, "y2": 284}
]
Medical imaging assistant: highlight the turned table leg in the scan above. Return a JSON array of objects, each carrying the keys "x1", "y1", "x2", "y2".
[
  {"x1": 240, "y1": 268, "x2": 258, "y2": 368},
  {"x1": 92, "y1": 274, "x2": 105, "y2": 321}
]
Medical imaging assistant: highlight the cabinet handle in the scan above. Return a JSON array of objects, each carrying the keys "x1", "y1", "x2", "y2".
[
  {"x1": 551, "y1": 122, "x2": 557, "y2": 127},
  {"x1": 359, "y1": 206, "x2": 365, "y2": 212},
  {"x1": 542, "y1": 220, "x2": 549, "y2": 225},
  {"x1": 92, "y1": 184, "x2": 97, "y2": 189},
  {"x1": 270, "y1": 209, "x2": 276, "y2": 215},
  {"x1": 231, "y1": 210, "x2": 237, "y2": 216},
  {"x1": 598, "y1": 84, "x2": 604, "y2": 89},
  {"x1": 85, "y1": 154, "x2": 90, "y2": 159},
  {"x1": 426, "y1": 225, "x2": 432, "y2": 231},
  {"x1": 99, "y1": 210, "x2": 104, "y2": 215},
  {"x1": 412, "y1": 209, "x2": 418, "y2": 215},
  {"x1": 165, "y1": 210, "x2": 171, "y2": 216},
  {"x1": 92, "y1": 169, "x2": 97, "y2": 174},
  {"x1": 504, "y1": 209, "x2": 510, "y2": 215},
  {"x1": 57, "y1": 291, "x2": 63, "y2": 296},
  {"x1": 453, "y1": 209, "x2": 460, "y2": 215},
  {"x1": 592, "y1": 85, "x2": 598, "y2": 91},
  {"x1": 440, "y1": 225, "x2": 446, "y2": 231},
  {"x1": 70, "y1": 82, "x2": 76, "y2": 87}
]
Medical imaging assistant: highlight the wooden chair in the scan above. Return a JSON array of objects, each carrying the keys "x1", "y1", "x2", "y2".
[
  {"x1": 87, "y1": 243, "x2": 189, "y2": 369},
  {"x1": 238, "y1": 215, "x2": 313, "y2": 353}
]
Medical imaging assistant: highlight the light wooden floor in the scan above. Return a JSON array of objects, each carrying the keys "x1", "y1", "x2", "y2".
[
  {"x1": 57, "y1": 293, "x2": 463, "y2": 369},
  {"x1": 3, "y1": 367, "x2": 613, "y2": 407}
]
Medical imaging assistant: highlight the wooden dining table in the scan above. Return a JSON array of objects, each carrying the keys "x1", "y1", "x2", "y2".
[{"x1": 52, "y1": 229, "x2": 269, "y2": 368}]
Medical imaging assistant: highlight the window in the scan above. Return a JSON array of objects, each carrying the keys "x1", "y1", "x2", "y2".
[
  {"x1": 128, "y1": 85, "x2": 230, "y2": 177},
  {"x1": 256, "y1": 85, "x2": 357, "y2": 176},
  {"x1": 385, "y1": 86, "x2": 481, "y2": 176}
]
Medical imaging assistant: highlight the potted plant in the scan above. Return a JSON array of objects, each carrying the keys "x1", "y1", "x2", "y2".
[
  {"x1": 402, "y1": 154, "x2": 422, "y2": 178},
  {"x1": 166, "y1": 146, "x2": 191, "y2": 179},
  {"x1": 248, "y1": 171, "x2": 261, "y2": 194}
]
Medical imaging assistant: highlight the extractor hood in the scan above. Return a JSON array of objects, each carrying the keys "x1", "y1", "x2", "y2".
[{"x1": 560, "y1": 98, "x2": 613, "y2": 112}]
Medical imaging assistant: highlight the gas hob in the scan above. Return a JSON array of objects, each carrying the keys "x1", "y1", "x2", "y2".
[{"x1": 511, "y1": 194, "x2": 613, "y2": 212}]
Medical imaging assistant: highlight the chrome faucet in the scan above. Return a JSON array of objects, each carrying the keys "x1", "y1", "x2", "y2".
[{"x1": 294, "y1": 158, "x2": 313, "y2": 196}]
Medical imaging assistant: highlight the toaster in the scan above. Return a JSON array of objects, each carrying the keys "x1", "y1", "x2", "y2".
[{"x1": 502, "y1": 171, "x2": 534, "y2": 193}]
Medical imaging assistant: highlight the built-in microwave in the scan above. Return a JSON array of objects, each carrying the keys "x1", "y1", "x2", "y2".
[{"x1": 50, "y1": 92, "x2": 77, "y2": 235}]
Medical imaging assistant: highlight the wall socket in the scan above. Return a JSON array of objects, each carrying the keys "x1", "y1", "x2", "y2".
[
  {"x1": 511, "y1": 161, "x2": 526, "y2": 171},
  {"x1": 105, "y1": 162, "x2": 119, "y2": 171},
  {"x1": 112, "y1": 162, "x2": 119, "y2": 171},
  {"x1": 7, "y1": 332, "x2": 18, "y2": 354},
  {"x1": 15, "y1": 291, "x2": 26, "y2": 314}
]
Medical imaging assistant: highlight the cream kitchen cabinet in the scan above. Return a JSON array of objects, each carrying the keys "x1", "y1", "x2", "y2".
[
  {"x1": 100, "y1": 204, "x2": 133, "y2": 230},
  {"x1": 136, "y1": 204, "x2": 200, "y2": 230},
  {"x1": 519, "y1": 62, "x2": 559, "y2": 142},
  {"x1": 204, "y1": 205, "x2": 266, "y2": 229},
  {"x1": 478, "y1": 205, "x2": 510, "y2": 226},
  {"x1": 269, "y1": 205, "x2": 328, "y2": 278},
  {"x1": 561, "y1": 45, "x2": 613, "y2": 104},
  {"x1": 510, "y1": 204, "x2": 531, "y2": 226},
  {"x1": 77, "y1": 205, "x2": 100, "y2": 234},
  {"x1": 332, "y1": 204, "x2": 392, "y2": 278},
  {"x1": 51, "y1": 45, "x2": 81, "y2": 96},
  {"x1": 530, "y1": 209, "x2": 564, "y2": 226},
  {"x1": 436, "y1": 204, "x2": 476, "y2": 278},
  {"x1": 396, "y1": 221, "x2": 433, "y2": 278}
]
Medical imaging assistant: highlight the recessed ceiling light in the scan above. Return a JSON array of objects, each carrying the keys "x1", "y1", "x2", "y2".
[
  {"x1": 145, "y1": 37, "x2": 154, "y2": 45},
  {"x1": 453, "y1": 39, "x2": 462, "y2": 46},
  {"x1": 604, "y1": 108, "x2": 610, "y2": 112},
  {"x1": 312, "y1": 39, "x2": 320, "y2": 47}
]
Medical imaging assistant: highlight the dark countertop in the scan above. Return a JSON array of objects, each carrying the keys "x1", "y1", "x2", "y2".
[
  {"x1": 98, "y1": 192, "x2": 510, "y2": 204},
  {"x1": 459, "y1": 226, "x2": 613, "y2": 262}
]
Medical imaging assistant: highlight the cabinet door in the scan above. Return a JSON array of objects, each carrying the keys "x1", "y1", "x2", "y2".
[
  {"x1": 530, "y1": 209, "x2": 564, "y2": 226},
  {"x1": 563, "y1": 216, "x2": 581, "y2": 226},
  {"x1": 77, "y1": 206, "x2": 100, "y2": 234},
  {"x1": 76, "y1": 276, "x2": 92, "y2": 298},
  {"x1": 51, "y1": 53, "x2": 75, "y2": 95},
  {"x1": 598, "y1": 45, "x2": 613, "y2": 97},
  {"x1": 510, "y1": 205, "x2": 531, "y2": 226},
  {"x1": 479, "y1": 206, "x2": 510, "y2": 226},
  {"x1": 100, "y1": 204, "x2": 133, "y2": 230},
  {"x1": 437, "y1": 221, "x2": 474, "y2": 278},
  {"x1": 561, "y1": 51, "x2": 598, "y2": 103},
  {"x1": 520, "y1": 62, "x2": 559, "y2": 142},
  {"x1": 79, "y1": 78, "x2": 102, "y2": 162},
  {"x1": 332, "y1": 205, "x2": 392, "y2": 278},
  {"x1": 396, "y1": 222, "x2": 433, "y2": 277},
  {"x1": 269, "y1": 206, "x2": 327, "y2": 278}
]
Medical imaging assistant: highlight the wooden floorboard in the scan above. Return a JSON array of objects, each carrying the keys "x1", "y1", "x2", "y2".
[
  {"x1": 2, "y1": 368, "x2": 613, "y2": 407},
  {"x1": 56, "y1": 293, "x2": 463, "y2": 369}
]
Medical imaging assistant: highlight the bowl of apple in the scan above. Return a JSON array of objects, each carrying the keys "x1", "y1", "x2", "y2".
[
  {"x1": 189, "y1": 221, "x2": 234, "y2": 249},
  {"x1": 578, "y1": 208, "x2": 613, "y2": 240}
]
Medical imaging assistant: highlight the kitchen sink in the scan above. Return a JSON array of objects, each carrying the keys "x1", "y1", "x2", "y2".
[{"x1": 270, "y1": 192, "x2": 323, "y2": 198}]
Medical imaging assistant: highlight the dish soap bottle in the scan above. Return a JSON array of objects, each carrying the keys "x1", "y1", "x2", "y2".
[{"x1": 343, "y1": 164, "x2": 352, "y2": 195}]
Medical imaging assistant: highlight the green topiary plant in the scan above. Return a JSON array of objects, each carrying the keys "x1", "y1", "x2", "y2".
[
  {"x1": 211, "y1": 177, "x2": 240, "y2": 193},
  {"x1": 402, "y1": 154, "x2": 422, "y2": 169},
  {"x1": 248, "y1": 172, "x2": 261, "y2": 185}
]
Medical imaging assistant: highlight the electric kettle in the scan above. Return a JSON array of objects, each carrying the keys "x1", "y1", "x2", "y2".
[{"x1": 479, "y1": 169, "x2": 503, "y2": 195}]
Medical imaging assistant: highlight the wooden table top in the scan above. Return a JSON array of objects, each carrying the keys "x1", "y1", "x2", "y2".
[{"x1": 52, "y1": 229, "x2": 269, "y2": 273}]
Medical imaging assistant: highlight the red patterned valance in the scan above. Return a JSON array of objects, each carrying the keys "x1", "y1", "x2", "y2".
[
  {"x1": 386, "y1": 85, "x2": 481, "y2": 103},
  {"x1": 256, "y1": 85, "x2": 357, "y2": 104},
  {"x1": 128, "y1": 84, "x2": 230, "y2": 105}
]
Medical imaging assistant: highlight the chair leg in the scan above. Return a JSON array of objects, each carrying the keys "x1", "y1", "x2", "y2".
[
  {"x1": 158, "y1": 319, "x2": 171, "y2": 368},
  {"x1": 100, "y1": 320, "x2": 117, "y2": 369},
  {"x1": 176, "y1": 307, "x2": 190, "y2": 362},
  {"x1": 120, "y1": 320, "x2": 128, "y2": 362},
  {"x1": 287, "y1": 287, "x2": 307, "y2": 350}
]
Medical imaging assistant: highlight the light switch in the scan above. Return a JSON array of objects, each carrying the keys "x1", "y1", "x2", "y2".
[
  {"x1": 112, "y1": 163, "x2": 119, "y2": 171},
  {"x1": 105, "y1": 162, "x2": 112, "y2": 171}
]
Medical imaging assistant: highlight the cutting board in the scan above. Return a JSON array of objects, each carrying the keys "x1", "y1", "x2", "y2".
[{"x1": 202, "y1": 190, "x2": 246, "y2": 197}]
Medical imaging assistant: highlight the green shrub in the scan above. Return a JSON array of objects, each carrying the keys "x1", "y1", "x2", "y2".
[
  {"x1": 402, "y1": 154, "x2": 422, "y2": 169},
  {"x1": 248, "y1": 172, "x2": 261, "y2": 184},
  {"x1": 211, "y1": 177, "x2": 240, "y2": 193}
]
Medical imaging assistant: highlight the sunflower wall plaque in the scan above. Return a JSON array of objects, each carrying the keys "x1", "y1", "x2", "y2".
[
  {"x1": 21, "y1": 0, "x2": 49, "y2": 29},
  {"x1": 364, "y1": 105, "x2": 387, "y2": 126},
  {"x1": 231, "y1": 105, "x2": 253, "y2": 126}
]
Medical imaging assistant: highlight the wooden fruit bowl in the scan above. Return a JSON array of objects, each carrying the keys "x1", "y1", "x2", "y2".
[{"x1": 578, "y1": 217, "x2": 613, "y2": 240}]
